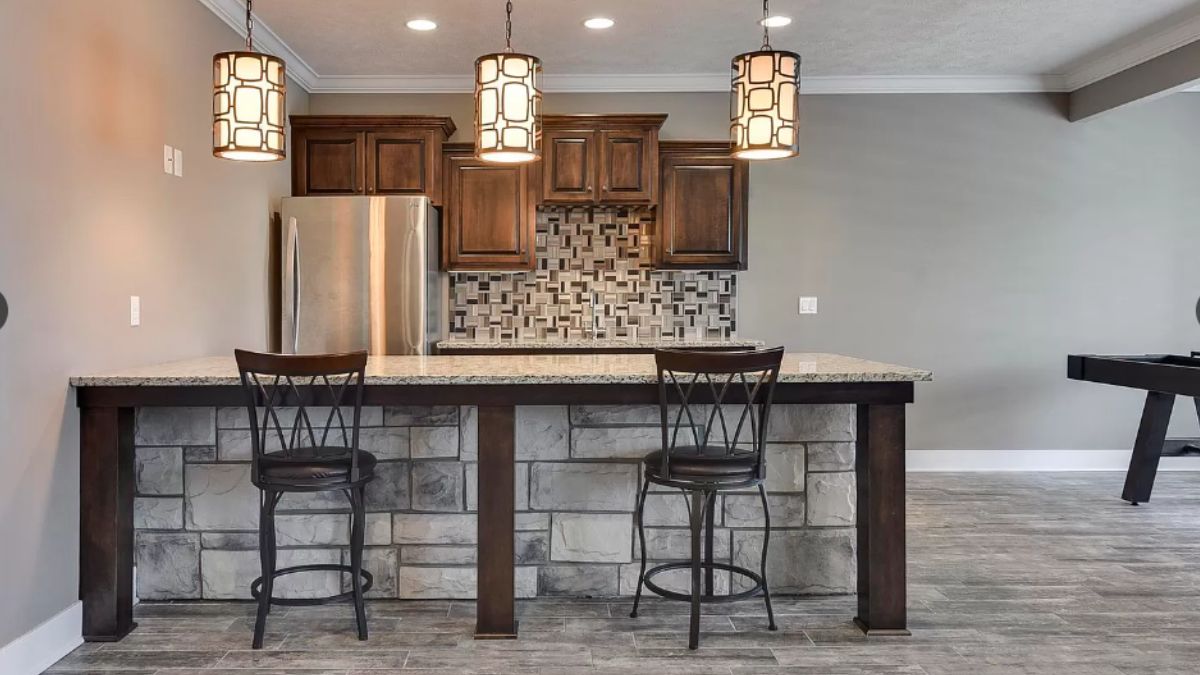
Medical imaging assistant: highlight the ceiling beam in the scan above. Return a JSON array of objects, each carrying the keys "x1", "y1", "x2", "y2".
[{"x1": 1069, "y1": 39, "x2": 1200, "y2": 121}]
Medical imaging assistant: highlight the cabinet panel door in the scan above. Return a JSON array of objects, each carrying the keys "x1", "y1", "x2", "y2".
[
  {"x1": 659, "y1": 154, "x2": 747, "y2": 269},
  {"x1": 366, "y1": 131, "x2": 442, "y2": 202},
  {"x1": 444, "y1": 153, "x2": 535, "y2": 271},
  {"x1": 599, "y1": 129, "x2": 656, "y2": 204},
  {"x1": 542, "y1": 130, "x2": 596, "y2": 203},
  {"x1": 295, "y1": 131, "x2": 364, "y2": 195}
]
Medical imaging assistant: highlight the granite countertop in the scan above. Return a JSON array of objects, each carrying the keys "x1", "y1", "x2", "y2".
[
  {"x1": 435, "y1": 338, "x2": 766, "y2": 350},
  {"x1": 71, "y1": 353, "x2": 931, "y2": 387}
]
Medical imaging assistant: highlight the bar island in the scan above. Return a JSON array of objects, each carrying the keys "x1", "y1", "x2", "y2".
[{"x1": 70, "y1": 353, "x2": 930, "y2": 642}]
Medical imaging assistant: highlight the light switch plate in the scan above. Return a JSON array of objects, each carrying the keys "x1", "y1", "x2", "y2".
[
  {"x1": 173, "y1": 148, "x2": 183, "y2": 177},
  {"x1": 798, "y1": 296, "x2": 818, "y2": 315},
  {"x1": 130, "y1": 296, "x2": 141, "y2": 327},
  {"x1": 163, "y1": 145, "x2": 174, "y2": 175}
]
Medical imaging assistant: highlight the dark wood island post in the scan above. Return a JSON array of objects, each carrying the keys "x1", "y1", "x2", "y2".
[
  {"x1": 475, "y1": 405, "x2": 518, "y2": 638},
  {"x1": 855, "y1": 403, "x2": 909, "y2": 635},
  {"x1": 79, "y1": 405, "x2": 137, "y2": 641}
]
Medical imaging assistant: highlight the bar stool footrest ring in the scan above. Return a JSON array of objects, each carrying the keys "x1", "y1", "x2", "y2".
[
  {"x1": 643, "y1": 561, "x2": 765, "y2": 604},
  {"x1": 250, "y1": 563, "x2": 373, "y2": 607}
]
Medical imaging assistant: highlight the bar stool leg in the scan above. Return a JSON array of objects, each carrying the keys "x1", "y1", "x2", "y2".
[
  {"x1": 704, "y1": 491, "x2": 716, "y2": 596},
  {"x1": 253, "y1": 489, "x2": 277, "y2": 649},
  {"x1": 758, "y1": 483, "x2": 777, "y2": 631},
  {"x1": 688, "y1": 489, "x2": 705, "y2": 650},
  {"x1": 629, "y1": 478, "x2": 650, "y2": 618},
  {"x1": 349, "y1": 486, "x2": 368, "y2": 641}
]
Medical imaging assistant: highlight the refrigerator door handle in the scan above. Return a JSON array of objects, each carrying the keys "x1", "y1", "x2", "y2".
[
  {"x1": 400, "y1": 218, "x2": 420, "y2": 354},
  {"x1": 285, "y1": 217, "x2": 300, "y2": 354}
]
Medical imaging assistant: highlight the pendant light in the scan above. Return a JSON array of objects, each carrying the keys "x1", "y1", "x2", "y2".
[
  {"x1": 730, "y1": 0, "x2": 800, "y2": 160},
  {"x1": 213, "y1": 0, "x2": 287, "y2": 162},
  {"x1": 475, "y1": 1, "x2": 542, "y2": 163}
]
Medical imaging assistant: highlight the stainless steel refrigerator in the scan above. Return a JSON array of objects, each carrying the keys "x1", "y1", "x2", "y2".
[{"x1": 280, "y1": 196, "x2": 442, "y2": 355}]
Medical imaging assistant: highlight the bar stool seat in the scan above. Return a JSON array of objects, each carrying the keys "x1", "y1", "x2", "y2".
[
  {"x1": 259, "y1": 448, "x2": 377, "y2": 484},
  {"x1": 643, "y1": 447, "x2": 759, "y2": 480}
]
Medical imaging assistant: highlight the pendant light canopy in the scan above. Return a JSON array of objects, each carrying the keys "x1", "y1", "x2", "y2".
[
  {"x1": 475, "y1": 1, "x2": 542, "y2": 163},
  {"x1": 731, "y1": 0, "x2": 800, "y2": 160},
  {"x1": 213, "y1": 0, "x2": 287, "y2": 162}
]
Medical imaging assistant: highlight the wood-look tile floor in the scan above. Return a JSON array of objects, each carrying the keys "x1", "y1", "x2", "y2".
[{"x1": 47, "y1": 473, "x2": 1200, "y2": 674}]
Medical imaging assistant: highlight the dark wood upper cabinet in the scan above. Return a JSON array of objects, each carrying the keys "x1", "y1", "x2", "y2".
[
  {"x1": 542, "y1": 130, "x2": 595, "y2": 203},
  {"x1": 366, "y1": 131, "x2": 437, "y2": 197},
  {"x1": 294, "y1": 130, "x2": 364, "y2": 195},
  {"x1": 541, "y1": 115, "x2": 664, "y2": 205},
  {"x1": 442, "y1": 144, "x2": 537, "y2": 271},
  {"x1": 598, "y1": 129, "x2": 656, "y2": 203},
  {"x1": 657, "y1": 142, "x2": 749, "y2": 270},
  {"x1": 291, "y1": 116, "x2": 455, "y2": 203}
]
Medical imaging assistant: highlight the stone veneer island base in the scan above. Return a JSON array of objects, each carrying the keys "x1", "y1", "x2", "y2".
[{"x1": 71, "y1": 353, "x2": 930, "y2": 642}]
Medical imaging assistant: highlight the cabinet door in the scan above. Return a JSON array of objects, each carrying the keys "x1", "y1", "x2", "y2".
[
  {"x1": 599, "y1": 129, "x2": 656, "y2": 204},
  {"x1": 294, "y1": 130, "x2": 364, "y2": 195},
  {"x1": 659, "y1": 154, "x2": 748, "y2": 269},
  {"x1": 542, "y1": 130, "x2": 596, "y2": 203},
  {"x1": 444, "y1": 153, "x2": 536, "y2": 271},
  {"x1": 366, "y1": 131, "x2": 441, "y2": 202}
]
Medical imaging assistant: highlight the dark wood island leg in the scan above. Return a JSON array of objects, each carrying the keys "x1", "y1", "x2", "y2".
[
  {"x1": 475, "y1": 405, "x2": 517, "y2": 639},
  {"x1": 79, "y1": 406, "x2": 137, "y2": 641},
  {"x1": 854, "y1": 403, "x2": 909, "y2": 636},
  {"x1": 1122, "y1": 391, "x2": 1175, "y2": 505}
]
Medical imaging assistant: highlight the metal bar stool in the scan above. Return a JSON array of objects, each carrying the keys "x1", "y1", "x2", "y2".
[
  {"x1": 629, "y1": 347, "x2": 785, "y2": 649},
  {"x1": 234, "y1": 349, "x2": 376, "y2": 649}
]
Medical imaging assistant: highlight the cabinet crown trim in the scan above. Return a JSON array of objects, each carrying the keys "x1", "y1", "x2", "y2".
[
  {"x1": 543, "y1": 113, "x2": 667, "y2": 129},
  {"x1": 291, "y1": 115, "x2": 456, "y2": 138},
  {"x1": 660, "y1": 140, "x2": 738, "y2": 155}
]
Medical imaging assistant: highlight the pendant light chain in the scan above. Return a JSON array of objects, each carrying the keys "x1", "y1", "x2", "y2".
[
  {"x1": 245, "y1": 0, "x2": 254, "y2": 51},
  {"x1": 504, "y1": 0, "x2": 514, "y2": 52},
  {"x1": 761, "y1": 0, "x2": 771, "y2": 50}
]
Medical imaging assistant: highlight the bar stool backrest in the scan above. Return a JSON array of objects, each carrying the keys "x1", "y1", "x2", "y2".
[
  {"x1": 654, "y1": 347, "x2": 785, "y2": 481},
  {"x1": 233, "y1": 349, "x2": 369, "y2": 484}
]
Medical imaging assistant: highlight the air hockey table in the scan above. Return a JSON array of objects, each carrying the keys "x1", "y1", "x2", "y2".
[{"x1": 1068, "y1": 353, "x2": 1200, "y2": 504}]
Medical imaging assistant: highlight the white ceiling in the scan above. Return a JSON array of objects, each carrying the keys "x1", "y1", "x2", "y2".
[{"x1": 200, "y1": 0, "x2": 1200, "y2": 93}]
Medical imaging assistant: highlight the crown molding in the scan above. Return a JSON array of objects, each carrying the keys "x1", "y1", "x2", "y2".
[
  {"x1": 801, "y1": 75, "x2": 1068, "y2": 94},
  {"x1": 194, "y1": 0, "x2": 319, "y2": 91},
  {"x1": 309, "y1": 73, "x2": 1067, "y2": 95},
  {"x1": 311, "y1": 73, "x2": 733, "y2": 93},
  {"x1": 1063, "y1": 12, "x2": 1200, "y2": 90}
]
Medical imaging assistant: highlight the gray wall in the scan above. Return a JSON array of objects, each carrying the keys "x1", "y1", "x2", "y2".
[
  {"x1": 0, "y1": 0, "x2": 308, "y2": 646},
  {"x1": 312, "y1": 91, "x2": 1200, "y2": 451}
]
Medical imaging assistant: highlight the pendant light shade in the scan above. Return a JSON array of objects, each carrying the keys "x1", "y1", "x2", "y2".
[
  {"x1": 475, "y1": 2, "x2": 542, "y2": 163},
  {"x1": 213, "y1": 1, "x2": 287, "y2": 162},
  {"x1": 731, "y1": 0, "x2": 800, "y2": 160}
]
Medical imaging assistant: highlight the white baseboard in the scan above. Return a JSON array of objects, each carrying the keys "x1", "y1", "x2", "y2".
[
  {"x1": 0, "y1": 601, "x2": 82, "y2": 675},
  {"x1": 908, "y1": 449, "x2": 1200, "y2": 472}
]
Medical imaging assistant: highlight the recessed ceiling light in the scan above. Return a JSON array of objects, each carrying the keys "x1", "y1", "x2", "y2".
[
  {"x1": 406, "y1": 19, "x2": 437, "y2": 31},
  {"x1": 760, "y1": 15, "x2": 791, "y2": 28},
  {"x1": 583, "y1": 17, "x2": 615, "y2": 30}
]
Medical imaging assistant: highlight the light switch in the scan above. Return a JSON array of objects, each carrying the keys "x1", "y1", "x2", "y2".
[
  {"x1": 173, "y1": 148, "x2": 183, "y2": 177},
  {"x1": 130, "y1": 296, "x2": 141, "y2": 327},
  {"x1": 798, "y1": 296, "x2": 818, "y2": 315},
  {"x1": 163, "y1": 145, "x2": 174, "y2": 174}
]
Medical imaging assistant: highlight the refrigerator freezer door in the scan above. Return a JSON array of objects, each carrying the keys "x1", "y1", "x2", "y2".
[{"x1": 374, "y1": 198, "x2": 426, "y2": 355}]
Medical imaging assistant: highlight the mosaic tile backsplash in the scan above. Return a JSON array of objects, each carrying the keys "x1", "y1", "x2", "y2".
[{"x1": 448, "y1": 208, "x2": 737, "y2": 341}]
